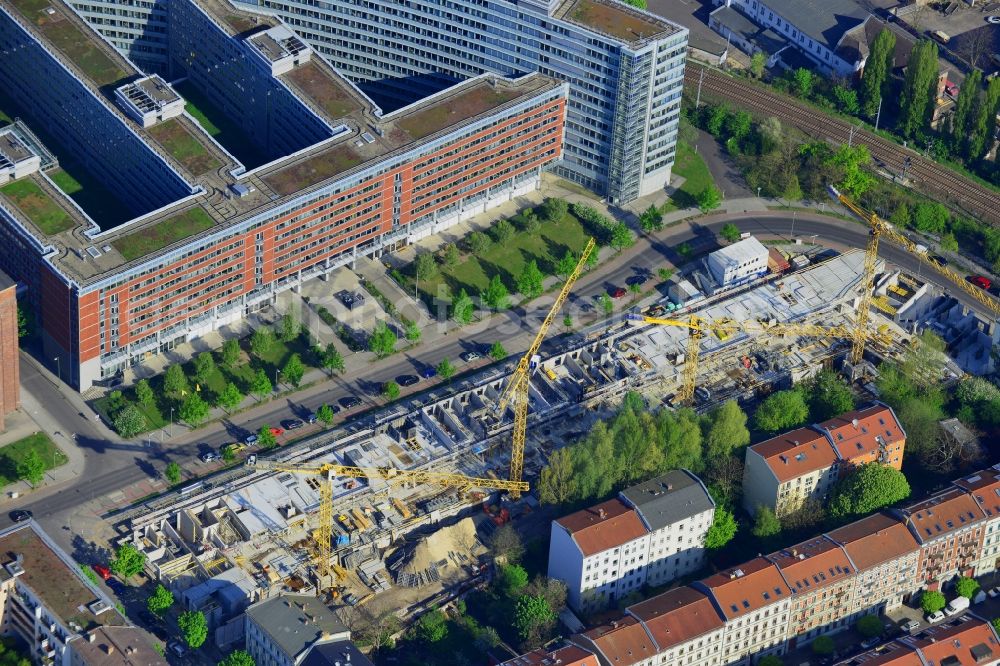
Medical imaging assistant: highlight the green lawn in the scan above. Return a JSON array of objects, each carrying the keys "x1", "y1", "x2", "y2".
[
  {"x1": 146, "y1": 119, "x2": 222, "y2": 176},
  {"x1": 36, "y1": 17, "x2": 127, "y2": 87},
  {"x1": 662, "y1": 141, "x2": 715, "y2": 211},
  {"x1": 0, "y1": 178, "x2": 75, "y2": 235},
  {"x1": 112, "y1": 207, "x2": 215, "y2": 261},
  {"x1": 400, "y1": 209, "x2": 591, "y2": 303},
  {"x1": 0, "y1": 433, "x2": 68, "y2": 487}
]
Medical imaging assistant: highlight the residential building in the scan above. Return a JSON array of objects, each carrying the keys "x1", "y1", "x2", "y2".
[
  {"x1": 706, "y1": 236, "x2": 769, "y2": 288},
  {"x1": 0, "y1": 270, "x2": 17, "y2": 430},
  {"x1": 742, "y1": 404, "x2": 906, "y2": 517},
  {"x1": 953, "y1": 467, "x2": 1000, "y2": 576},
  {"x1": 244, "y1": 593, "x2": 355, "y2": 666},
  {"x1": 72, "y1": 0, "x2": 688, "y2": 205},
  {"x1": 897, "y1": 487, "x2": 987, "y2": 590},
  {"x1": 300, "y1": 642, "x2": 375, "y2": 666},
  {"x1": 626, "y1": 587, "x2": 726, "y2": 665},
  {"x1": 0, "y1": 0, "x2": 570, "y2": 390},
  {"x1": 501, "y1": 643, "x2": 599, "y2": 666},
  {"x1": 573, "y1": 616, "x2": 658, "y2": 666},
  {"x1": 766, "y1": 536, "x2": 856, "y2": 646},
  {"x1": 68, "y1": 626, "x2": 168, "y2": 666},
  {"x1": 826, "y1": 512, "x2": 919, "y2": 615},
  {"x1": 836, "y1": 617, "x2": 1000, "y2": 666},
  {"x1": 695, "y1": 558, "x2": 791, "y2": 665},
  {"x1": 548, "y1": 471, "x2": 714, "y2": 613}
]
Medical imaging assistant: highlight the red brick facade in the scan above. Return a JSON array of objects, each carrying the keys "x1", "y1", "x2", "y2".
[{"x1": 0, "y1": 274, "x2": 19, "y2": 429}]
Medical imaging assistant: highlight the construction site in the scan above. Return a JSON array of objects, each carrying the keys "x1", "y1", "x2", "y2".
[{"x1": 115, "y1": 194, "x2": 1000, "y2": 648}]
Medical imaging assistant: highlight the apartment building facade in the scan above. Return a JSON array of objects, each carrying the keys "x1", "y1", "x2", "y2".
[
  {"x1": 898, "y1": 487, "x2": 987, "y2": 590},
  {"x1": 743, "y1": 404, "x2": 906, "y2": 517},
  {"x1": 836, "y1": 616, "x2": 1000, "y2": 666},
  {"x1": 548, "y1": 471, "x2": 714, "y2": 613},
  {"x1": 625, "y1": 587, "x2": 726, "y2": 666},
  {"x1": 954, "y1": 467, "x2": 1000, "y2": 576},
  {"x1": 0, "y1": 270, "x2": 17, "y2": 431}
]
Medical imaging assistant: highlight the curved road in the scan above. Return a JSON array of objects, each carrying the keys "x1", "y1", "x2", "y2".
[{"x1": 15, "y1": 211, "x2": 993, "y2": 531}]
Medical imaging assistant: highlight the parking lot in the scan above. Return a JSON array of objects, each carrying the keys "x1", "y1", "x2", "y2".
[{"x1": 898, "y1": 2, "x2": 1000, "y2": 71}]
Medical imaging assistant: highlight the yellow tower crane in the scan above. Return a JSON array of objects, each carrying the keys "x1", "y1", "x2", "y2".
[
  {"x1": 627, "y1": 314, "x2": 891, "y2": 404},
  {"x1": 245, "y1": 455, "x2": 527, "y2": 583},
  {"x1": 832, "y1": 187, "x2": 1000, "y2": 365},
  {"x1": 495, "y1": 238, "x2": 597, "y2": 494}
]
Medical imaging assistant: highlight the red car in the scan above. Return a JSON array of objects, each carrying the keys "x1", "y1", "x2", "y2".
[
  {"x1": 269, "y1": 426, "x2": 284, "y2": 437},
  {"x1": 610, "y1": 287, "x2": 627, "y2": 299},
  {"x1": 969, "y1": 275, "x2": 992, "y2": 290},
  {"x1": 92, "y1": 564, "x2": 111, "y2": 580}
]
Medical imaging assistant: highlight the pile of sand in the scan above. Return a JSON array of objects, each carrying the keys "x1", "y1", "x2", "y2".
[{"x1": 392, "y1": 518, "x2": 482, "y2": 586}]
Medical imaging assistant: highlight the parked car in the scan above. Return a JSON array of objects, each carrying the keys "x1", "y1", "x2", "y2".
[
  {"x1": 396, "y1": 374, "x2": 419, "y2": 387},
  {"x1": 305, "y1": 412, "x2": 318, "y2": 424},
  {"x1": 421, "y1": 366, "x2": 437, "y2": 379},
  {"x1": 92, "y1": 564, "x2": 112, "y2": 581},
  {"x1": 460, "y1": 350, "x2": 481, "y2": 362},
  {"x1": 930, "y1": 254, "x2": 948, "y2": 266},
  {"x1": 281, "y1": 419, "x2": 304, "y2": 431},
  {"x1": 199, "y1": 452, "x2": 221, "y2": 463},
  {"x1": 224, "y1": 443, "x2": 247, "y2": 457},
  {"x1": 339, "y1": 396, "x2": 362, "y2": 408},
  {"x1": 243, "y1": 433, "x2": 259, "y2": 446},
  {"x1": 9, "y1": 509, "x2": 31, "y2": 523},
  {"x1": 988, "y1": 587, "x2": 1000, "y2": 598},
  {"x1": 269, "y1": 426, "x2": 284, "y2": 437},
  {"x1": 969, "y1": 275, "x2": 992, "y2": 290},
  {"x1": 926, "y1": 610, "x2": 945, "y2": 623},
  {"x1": 860, "y1": 637, "x2": 880, "y2": 649},
  {"x1": 610, "y1": 287, "x2": 627, "y2": 298},
  {"x1": 944, "y1": 596, "x2": 970, "y2": 616},
  {"x1": 167, "y1": 640, "x2": 188, "y2": 657},
  {"x1": 987, "y1": 15, "x2": 1000, "y2": 24},
  {"x1": 902, "y1": 619, "x2": 921, "y2": 633}
]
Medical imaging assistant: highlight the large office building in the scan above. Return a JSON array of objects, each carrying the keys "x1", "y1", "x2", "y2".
[
  {"x1": 0, "y1": 0, "x2": 580, "y2": 390},
  {"x1": 0, "y1": 270, "x2": 17, "y2": 429}
]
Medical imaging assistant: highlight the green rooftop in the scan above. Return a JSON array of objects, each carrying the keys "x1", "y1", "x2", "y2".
[
  {"x1": 566, "y1": 0, "x2": 668, "y2": 44},
  {"x1": 9, "y1": 0, "x2": 128, "y2": 87},
  {"x1": 262, "y1": 146, "x2": 363, "y2": 196},
  {"x1": 112, "y1": 206, "x2": 215, "y2": 261},
  {"x1": 0, "y1": 177, "x2": 75, "y2": 235},
  {"x1": 284, "y1": 61, "x2": 362, "y2": 120},
  {"x1": 147, "y1": 119, "x2": 223, "y2": 176},
  {"x1": 397, "y1": 86, "x2": 519, "y2": 140}
]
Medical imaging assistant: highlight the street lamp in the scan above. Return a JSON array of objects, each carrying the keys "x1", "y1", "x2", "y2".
[
  {"x1": 275, "y1": 369, "x2": 281, "y2": 389},
  {"x1": 756, "y1": 186, "x2": 762, "y2": 199},
  {"x1": 53, "y1": 357, "x2": 61, "y2": 382},
  {"x1": 169, "y1": 407, "x2": 174, "y2": 435}
]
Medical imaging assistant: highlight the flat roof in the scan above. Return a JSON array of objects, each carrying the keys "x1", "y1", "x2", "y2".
[
  {"x1": 759, "y1": 0, "x2": 869, "y2": 52},
  {"x1": 554, "y1": 0, "x2": 680, "y2": 46}
]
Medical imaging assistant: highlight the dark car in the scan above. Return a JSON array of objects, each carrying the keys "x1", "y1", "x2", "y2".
[
  {"x1": 930, "y1": 254, "x2": 948, "y2": 266},
  {"x1": 396, "y1": 374, "x2": 419, "y2": 387},
  {"x1": 610, "y1": 287, "x2": 627, "y2": 298},
  {"x1": 339, "y1": 396, "x2": 362, "y2": 409},
  {"x1": 244, "y1": 433, "x2": 259, "y2": 446},
  {"x1": 9, "y1": 510, "x2": 31, "y2": 523},
  {"x1": 626, "y1": 274, "x2": 649, "y2": 286},
  {"x1": 281, "y1": 419, "x2": 304, "y2": 431},
  {"x1": 305, "y1": 412, "x2": 318, "y2": 424}
]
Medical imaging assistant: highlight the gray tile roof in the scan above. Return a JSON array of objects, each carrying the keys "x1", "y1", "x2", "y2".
[
  {"x1": 712, "y1": 6, "x2": 789, "y2": 55},
  {"x1": 765, "y1": 0, "x2": 869, "y2": 52},
  {"x1": 0, "y1": 269, "x2": 14, "y2": 291},
  {"x1": 245, "y1": 594, "x2": 349, "y2": 662},
  {"x1": 619, "y1": 470, "x2": 714, "y2": 532}
]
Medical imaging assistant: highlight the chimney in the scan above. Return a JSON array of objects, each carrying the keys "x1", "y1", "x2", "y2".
[
  {"x1": 598, "y1": 508, "x2": 606, "y2": 519},
  {"x1": 103, "y1": 644, "x2": 115, "y2": 655},
  {"x1": 88, "y1": 633, "x2": 96, "y2": 643},
  {"x1": 852, "y1": 418, "x2": 859, "y2": 428}
]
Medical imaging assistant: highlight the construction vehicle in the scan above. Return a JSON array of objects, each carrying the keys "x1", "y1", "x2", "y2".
[
  {"x1": 495, "y1": 238, "x2": 596, "y2": 494},
  {"x1": 245, "y1": 455, "x2": 528, "y2": 586},
  {"x1": 627, "y1": 314, "x2": 890, "y2": 404},
  {"x1": 831, "y1": 186, "x2": 1000, "y2": 366}
]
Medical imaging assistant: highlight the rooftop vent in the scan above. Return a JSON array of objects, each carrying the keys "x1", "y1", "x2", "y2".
[
  {"x1": 4, "y1": 559, "x2": 24, "y2": 578},
  {"x1": 89, "y1": 600, "x2": 111, "y2": 615},
  {"x1": 598, "y1": 508, "x2": 607, "y2": 519}
]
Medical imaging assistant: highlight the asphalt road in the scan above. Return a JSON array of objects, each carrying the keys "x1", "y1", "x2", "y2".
[{"x1": 15, "y1": 211, "x2": 995, "y2": 530}]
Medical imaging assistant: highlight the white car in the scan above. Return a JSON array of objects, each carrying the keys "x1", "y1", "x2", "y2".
[
  {"x1": 989, "y1": 587, "x2": 1000, "y2": 598},
  {"x1": 987, "y1": 15, "x2": 1000, "y2": 24},
  {"x1": 926, "y1": 611, "x2": 946, "y2": 623}
]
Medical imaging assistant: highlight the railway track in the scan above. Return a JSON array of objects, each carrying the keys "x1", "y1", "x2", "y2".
[{"x1": 684, "y1": 64, "x2": 1000, "y2": 225}]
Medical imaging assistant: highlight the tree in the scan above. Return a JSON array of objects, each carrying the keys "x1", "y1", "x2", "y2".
[
  {"x1": 720, "y1": 223, "x2": 741, "y2": 243},
  {"x1": 955, "y1": 576, "x2": 981, "y2": 599},
  {"x1": 282, "y1": 353, "x2": 305, "y2": 387},
  {"x1": 249, "y1": 368, "x2": 272, "y2": 399},
  {"x1": 749, "y1": 51, "x2": 766, "y2": 79},
  {"x1": 382, "y1": 381, "x2": 400, "y2": 400},
  {"x1": 856, "y1": 614, "x2": 883, "y2": 638},
  {"x1": 16, "y1": 449, "x2": 45, "y2": 486},
  {"x1": 639, "y1": 205, "x2": 663, "y2": 232},
  {"x1": 178, "y1": 610, "x2": 208, "y2": 649},
  {"x1": 752, "y1": 506, "x2": 782, "y2": 538},
  {"x1": 467, "y1": 231, "x2": 492, "y2": 254},
  {"x1": 489, "y1": 341, "x2": 507, "y2": 360},
  {"x1": 113, "y1": 405, "x2": 147, "y2": 439},
  {"x1": 258, "y1": 425, "x2": 277, "y2": 449},
  {"x1": 497, "y1": 564, "x2": 529, "y2": 596},
  {"x1": 513, "y1": 594, "x2": 555, "y2": 642},
  {"x1": 828, "y1": 144, "x2": 874, "y2": 197},
  {"x1": 135, "y1": 379, "x2": 154, "y2": 409},
  {"x1": 705, "y1": 104, "x2": 729, "y2": 136},
  {"x1": 598, "y1": 292, "x2": 613, "y2": 316},
  {"x1": 913, "y1": 202, "x2": 950, "y2": 234},
  {"x1": 705, "y1": 506, "x2": 738, "y2": 549},
  {"x1": 753, "y1": 389, "x2": 809, "y2": 433},
  {"x1": 147, "y1": 584, "x2": 174, "y2": 617},
  {"x1": 436, "y1": 358, "x2": 455, "y2": 382},
  {"x1": 481, "y1": 274, "x2": 510, "y2": 311},
  {"x1": 520, "y1": 210, "x2": 541, "y2": 233},
  {"x1": 806, "y1": 369, "x2": 855, "y2": 420},
  {"x1": 829, "y1": 464, "x2": 910, "y2": 518},
  {"x1": 218, "y1": 651, "x2": 255, "y2": 666},
  {"x1": 556, "y1": 250, "x2": 578, "y2": 278},
  {"x1": 563, "y1": 314, "x2": 573, "y2": 328},
  {"x1": 725, "y1": 110, "x2": 753, "y2": 141},
  {"x1": 899, "y1": 39, "x2": 939, "y2": 137},
  {"x1": 250, "y1": 327, "x2": 274, "y2": 358},
  {"x1": 920, "y1": 590, "x2": 947, "y2": 614},
  {"x1": 758, "y1": 658, "x2": 784, "y2": 666},
  {"x1": 179, "y1": 392, "x2": 209, "y2": 426},
  {"x1": 368, "y1": 321, "x2": 397, "y2": 358},
  {"x1": 782, "y1": 173, "x2": 803, "y2": 202},
  {"x1": 320, "y1": 344, "x2": 345, "y2": 375},
  {"x1": 792, "y1": 67, "x2": 813, "y2": 98},
  {"x1": 221, "y1": 445, "x2": 236, "y2": 463},
  {"x1": 832, "y1": 85, "x2": 860, "y2": 115},
  {"x1": 110, "y1": 543, "x2": 146, "y2": 578},
  {"x1": 812, "y1": 636, "x2": 834, "y2": 656},
  {"x1": 192, "y1": 352, "x2": 215, "y2": 386},
  {"x1": 656, "y1": 407, "x2": 703, "y2": 472},
  {"x1": 278, "y1": 313, "x2": 299, "y2": 342},
  {"x1": 221, "y1": 338, "x2": 241, "y2": 368},
  {"x1": 413, "y1": 608, "x2": 448, "y2": 644},
  {"x1": 951, "y1": 69, "x2": 981, "y2": 153},
  {"x1": 217, "y1": 383, "x2": 243, "y2": 411},
  {"x1": 610, "y1": 222, "x2": 633, "y2": 251},
  {"x1": 492, "y1": 219, "x2": 516, "y2": 244},
  {"x1": 861, "y1": 28, "x2": 896, "y2": 117},
  {"x1": 163, "y1": 364, "x2": 188, "y2": 395},
  {"x1": 165, "y1": 461, "x2": 182, "y2": 485},
  {"x1": 415, "y1": 252, "x2": 438, "y2": 282},
  {"x1": 404, "y1": 321, "x2": 421, "y2": 343},
  {"x1": 704, "y1": 400, "x2": 750, "y2": 461},
  {"x1": 451, "y1": 288, "x2": 475, "y2": 324},
  {"x1": 517, "y1": 260, "x2": 545, "y2": 298},
  {"x1": 970, "y1": 77, "x2": 1000, "y2": 160},
  {"x1": 442, "y1": 242, "x2": 460, "y2": 268},
  {"x1": 658, "y1": 267, "x2": 674, "y2": 281},
  {"x1": 538, "y1": 448, "x2": 577, "y2": 505},
  {"x1": 540, "y1": 197, "x2": 568, "y2": 222},
  {"x1": 317, "y1": 404, "x2": 335, "y2": 426},
  {"x1": 697, "y1": 185, "x2": 722, "y2": 213},
  {"x1": 16, "y1": 303, "x2": 31, "y2": 338},
  {"x1": 940, "y1": 232, "x2": 959, "y2": 252},
  {"x1": 489, "y1": 524, "x2": 524, "y2": 563}
]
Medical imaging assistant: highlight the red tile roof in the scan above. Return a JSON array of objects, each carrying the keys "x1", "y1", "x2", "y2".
[
  {"x1": 580, "y1": 616, "x2": 657, "y2": 666},
  {"x1": 748, "y1": 428, "x2": 835, "y2": 483},
  {"x1": 902, "y1": 487, "x2": 986, "y2": 544},
  {"x1": 555, "y1": 499, "x2": 648, "y2": 557},
  {"x1": 698, "y1": 557, "x2": 790, "y2": 620},
  {"x1": 767, "y1": 536, "x2": 854, "y2": 595},
  {"x1": 826, "y1": 512, "x2": 919, "y2": 572},
  {"x1": 501, "y1": 644, "x2": 598, "y2": 666},
  {"x1": 912, "y1": 619, "x2": 1000, "y2": 665},
  {"x1": 627, "y1": 587, "x2": 724, "y2": 650},
  {"x1": 817, "y1": 405, "x2": 904, "y2": 462},
  {"x1": 854, "y1": 646, "x2": 924, "y2": 666},
  {"x1": 954, "y1": 469, "x2": 1000, "y2": 519}
]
